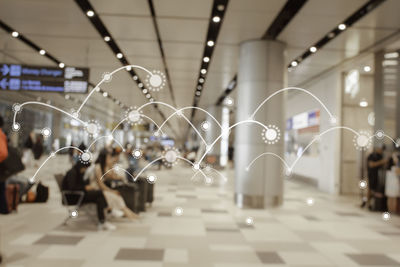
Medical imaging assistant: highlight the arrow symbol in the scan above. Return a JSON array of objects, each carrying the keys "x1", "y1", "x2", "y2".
[
  {"x1": 0, "y1": 65, "x2": 9, "y2": 76},
  {"x1": 0, "y1": 78, "x2": 8, "y2": 89}
]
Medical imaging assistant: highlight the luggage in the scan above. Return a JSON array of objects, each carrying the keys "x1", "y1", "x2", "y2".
[
  {"x1": 6, "y1": 184, "x2": 20, "y2": 212},
  {"x1": 147, "y1": 183, "x2": 154, "y2": 205},
  {"x1": 116, "y1": 184, "x2": 139, "y2": 213},
  {"x1": 34, "y1": 182, "x2": 49, "y2": 203},
  {"x1": 135, "y1": 178, "x2": 148, "y2": 212},
  {"x1": 0, "y1": 146, "x2": 25, "y2": 182}
]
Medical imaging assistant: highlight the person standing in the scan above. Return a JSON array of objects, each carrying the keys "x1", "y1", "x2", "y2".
[
  {"x1": 0, "y1": 115, "x2": 8, "y2": 264},
  {"x1": 364, "y1": 145, "x2": 387, "y2": 209}
]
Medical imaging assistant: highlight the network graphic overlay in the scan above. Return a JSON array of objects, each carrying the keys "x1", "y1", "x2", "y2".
[{"x1": 12, "y1": 64, "x2": 399, "y2": 221}]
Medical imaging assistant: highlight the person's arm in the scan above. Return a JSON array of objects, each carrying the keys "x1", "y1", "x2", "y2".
[
  {"x1": 95, "y1": 165, "x2": 119, "y2": 194},
  {"x1": 368, "y1": 158, "x2": 386, "y2": 168},
  {"x1": 0, "y1": 132, "x2": 8, "y2": 162}
]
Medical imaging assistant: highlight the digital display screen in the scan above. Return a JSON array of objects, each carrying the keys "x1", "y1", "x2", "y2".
[{"x1": 0, "y1": 63, "x2": 89, "y2": 93}]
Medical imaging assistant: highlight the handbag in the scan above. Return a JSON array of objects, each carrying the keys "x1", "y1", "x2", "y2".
[{"x1": 0, "y1": 146, "x2": 25, "y2": 182}]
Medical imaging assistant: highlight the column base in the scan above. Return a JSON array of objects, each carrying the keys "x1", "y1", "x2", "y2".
[{"x1": 234, "y1": 193, "x2": 282, "y2": 209}]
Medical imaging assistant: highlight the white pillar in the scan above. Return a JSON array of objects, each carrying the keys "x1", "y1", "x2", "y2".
[{"x1": 234, "y1": 40, "x2": 286, "y2": 208}]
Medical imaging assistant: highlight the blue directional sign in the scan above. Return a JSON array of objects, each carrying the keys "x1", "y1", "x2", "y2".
[{"x1": 0, "y1": 63, "x2": 89, "y2": 93}]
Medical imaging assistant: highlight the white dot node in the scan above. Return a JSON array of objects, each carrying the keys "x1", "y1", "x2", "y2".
[
  {"x1": 224, "y1": 97, "x2": 234, "y2": 106},
  {"x1": 165, "y1": 150, "x2": 177, "y2": 163},
  {"x1": 128, "y1": 110, "x2": 141, "y2": 123},
  {"x1": 306, "y1": 197, "x2": 314, "y2": 206},
  {"x1": 193, "y1": 163, "x2": 200, "y2": 170},
  {"x1": 149, "y1": 74, "x2": 162, "y2": 87},
  {"x1": 375, "y1": 130, "x2": 384, "y2": 140},
  {"x1": 146, "y1": 70, "x2": 166, "y2": 92},
  {"x1": 174, "y1": 207, "x2": 183, "y2": 216},
  {"x1": 12, "y1": 123, "x2": 20, "y2": 131},
  {"x1": 262, "y1": 125, "x2": 281, "y2": 144},
  {"x1": 382, "y1": 212, "x2": 391, "y2": 221},
  {"x1": 132, "y1": 149, "x2": 142, "y2": 159},
  {"x1": 368, "y1": 112, "x2": 375, "y2": 126},
  {"x1": 329, "y1": 116, "x2": 337, "y2": 125},
  {"x1": 147, "y1": 174, "x2": 157, "y2": 184},
  {"x1": 71, "y1": 210, "x2": 78, "y2": 218},
  {"x1": 205, "y1": 176, "x2": 213, "y2": 186},
  {"x1": 102, "y1": 72, "x2": 112, "y2": 82},
  {"x1": 285, "y1": 169, "x2": 292, "y2": 176},
  {"x1": 359, "y1": 180, "x2": 367, "y2": 190},
  {"x1": 72, "y1": 112, "x2": 79, "y2": 118},
  {"x1": 41, "y1": 127, "x2": 52, "y2": 138},
  {"x1": 154, "y1": 131, "x2": 160, "y2": 137},
  {"x1": 13, "y1": 103, "x2": 21, "y2": 112},
  {"x1": 176, "y1": 109, "x2": 183, "y2": 116},
  {"x1": 356, "y1": 135, "x2": 369, "y2": 148},
  {"x1": 201, "y1": 121, "x2": 210, "y2": 131},
  {"x1": 245, "y1": 216, "x2": 254, "y2": 226},
  {"x1": 29, "y1": 177, "x2": 35, "y2": 184},
  {"x1": 353, "y1": 131, "x2": 372, "y2": 150},
  {"x1": 80, "y1": 152, "x2": 91, "y2": 163}
]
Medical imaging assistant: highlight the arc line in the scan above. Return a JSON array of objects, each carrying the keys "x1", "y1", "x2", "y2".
[
  {"x1": 78, "y1": 65, "x2": 154, "y2": 113},
  {"x1": 198, "y1": 119, "x2": 267, "y2": 164},
  {"x1": 99, "y1": 166, "x2": 135, "y2": 182},
  {"x1": 176, "y1": 156, "x2": 207, "y2": 180},
  {"x1": 137, "y1": 101, "x2": 208, "y2": 146},
  {"x1": 87, "y1": 135, "x2": 124, "y2": 151},
  {"x1": 13, "y1": 102, "x2": 86, "y2": 126},
  {"x1": 246, "y1": 152, "x2": 291, "y2": 171},
  {"x1": 30, "y1": 146, "x2": 83, "y2": 182},
  {"x1": 133, "y1": 157, "x2": 164, "y2": 181},
  {"x1": 250, "y1": 87, "x2": 334, "y2": 119}
]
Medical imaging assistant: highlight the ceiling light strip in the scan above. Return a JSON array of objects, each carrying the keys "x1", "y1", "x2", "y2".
[{"x1": 287, "y1": 0, "x2": 386, "y2": 69}]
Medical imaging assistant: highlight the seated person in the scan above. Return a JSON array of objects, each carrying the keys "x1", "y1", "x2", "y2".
[
  {"x1": 86, "y1": 148, "x2": 138, "y2": 220},
  {"x1": 62, "y1": 160, "x2": 116, "y2": 230}
]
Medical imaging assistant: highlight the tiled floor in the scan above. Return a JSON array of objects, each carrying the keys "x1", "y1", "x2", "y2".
[{"x1": 1, "y1": 155, "x2": 400, "y2": 267}]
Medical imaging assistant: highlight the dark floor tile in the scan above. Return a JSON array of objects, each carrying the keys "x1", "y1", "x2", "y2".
[
  {"x1": 158, "y1": 211, "x2": 172, "y2": 217},
  {"x1": 176, "y1": 194, "x2": 197, "y2": 199},
  {"x1": 336, "y1": 211, "x2": 363, "y2": 217},
  {"x1": 206, "y1": 227, "x2": 240, "y2": 232},
  {"x1": 347, "y1": 253, "x2": 400, "y2": 266},
  {"x1": 303, "y1": 215, "x2": 319, "y2": 221},
  {"x1": 34, "y1": 235, "x2": 83, "y2": 245},
  {"x1": 201, "y1": 209, "x2": 228, "y2": 213},
  {"x1": 256, "y1": 251, "x2": 285, "y2": 264},
  {"x1": 115, "y1": 248, "x2": 164, "y2": 261}
]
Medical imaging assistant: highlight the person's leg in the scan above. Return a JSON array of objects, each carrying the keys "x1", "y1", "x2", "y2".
[
  {"x1": 0, "y1": 181, "x2": 8, "y2": 214},
  {"x1": 122, "y1": 206, "x2": 139, "y2": 219},
  {"x1": 83, "y1": 190, "x2": 107, "y2": 223}
]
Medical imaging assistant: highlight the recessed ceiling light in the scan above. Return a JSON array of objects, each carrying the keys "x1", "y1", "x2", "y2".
[
  {"x1": 142, "y1": 89, "x2": 148, "y2": 93},
  {"x1": 87, "y1": 10, "x2": 94, "y2": 17},
  {"x1": 338, "y1": 23, "x2": 346, "y2": 30},
  {"x1": 328, "y1": 32, "x2": 335, "y2": 38},
  {"x1": 59, "y1": 62, "x2": 65, "y2": 68},
  {"x1": 217, "y1": 4, "x2": 225, "y2": 11},
  {"x1": 149, "y1": 98, "x2": 154, "y2": 102},
  {"x1": 309, "y1": 46, "x2": 317, "y2": 53},
  {"x1": 126, "y1": 66, "x2": 132, "y2": 71},
  {"x1": 116, "y1": 53, "x2": 123, "y2": 59},
  {"x1": 146, "y1": 94, "x2": 151, "y2": 98},
  {"x1": 207, "y1": 40, "x2": 214, "y2": 47},
  {"x1": 138, "y1": 83, "x2": 143, "y2": 88},
  {"x1": 291, "y1": 61, "x2": 298, "y2": 67},
  {"x1": 363, "y1": 66, "x2": 371, "y2": 72},
  {"x1": 200, "y1": 69, "x2": 207, "y2": 74},
  {"x1": 203, "y1": 57, "x2": 210, "y2": 63},
  {"x1": 104, "y1": 36, "x2": 110, "y2": 42},
  {"x1": 103, "y1": 92, "x2": 108, "y2": 97},
  {"x1": 212, "y1": 16, "x2": 221, "y2": 23},
  {"x1": 39, "y1": 49, "x2": 46, "y2": 55},
  {"x1": 196, "y1": 91, "x2": 201, "y2": 96},
  {"x1": 199, "y1": 78, "x2": 205, "y2": 83},
  {"x1": 133, "y1": 75, "x2": 138, "y2": 80},
  {"x1": 11, "y1": 31, "x2": 19, "y2": 38},
  {"x1": 197, "y1": 85, "x2": 202, "y2": 90}
]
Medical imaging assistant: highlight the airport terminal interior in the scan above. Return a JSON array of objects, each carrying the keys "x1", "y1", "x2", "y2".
[{"x1": 1, "y1": 0, "x2": 400, "y2": 266}]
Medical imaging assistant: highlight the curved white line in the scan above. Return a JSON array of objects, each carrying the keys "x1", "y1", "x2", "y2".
[
  {"x1": 246, "y1": 152, "x2": 291, "y2": 171},
  {"x1": 99, "y1": 166, "x2": 135, "y2": 182},
  {"x1": 30, "y1": 146, "x2": 84, "y2": 182},
  {"x1": 13, "y1": 102, "x2": 86, "y2": 126},
  {"x1": 133, "y1": 157, "x2": 164, "y2": 181},
  {"x1": 87, "y1": 135, "x2": 124, "y2": 151},
  {"x1": 250, "y1": 87, "x2": 335, "y2": 119},
  {"x1": 78, "y1": 65, "x2": 154, "y2": 113}
]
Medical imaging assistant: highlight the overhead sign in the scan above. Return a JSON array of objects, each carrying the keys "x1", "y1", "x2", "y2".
[
  {"x1": 287, "y1": 110, "x2": 320, "y2": 130},
  {"x1": 0, "y1": 64, "x2": 89, "y2": 93}
]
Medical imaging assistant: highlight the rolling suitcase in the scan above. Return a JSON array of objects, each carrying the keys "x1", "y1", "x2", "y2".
[
  {"x1": 6, "y1": 184, "x2": 20, "y2": 212},
  {"x1": 116, "y1": 184, "x2": 139, "y2": 213},
  {"x1": 147, "y1": 183, "x2": 154, "y2": 205},
  {"x1": 135, "y1": 177, "x2": 148, "y2": 212}
]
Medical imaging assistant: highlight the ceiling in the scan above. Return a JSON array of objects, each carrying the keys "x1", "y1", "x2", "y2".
[{"x1": 0, "y1": 0, "x2": 399, "y2": 139}]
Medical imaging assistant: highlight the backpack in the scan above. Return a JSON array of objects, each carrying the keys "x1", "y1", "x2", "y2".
[{"x1": 34, "y1": 182, "x2": 49, "y2": 202}]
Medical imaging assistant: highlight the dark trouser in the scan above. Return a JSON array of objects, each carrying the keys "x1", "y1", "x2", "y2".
[
  {"x1": 0, "y1": 182, "x2": 8, "y2": 214},
  {"x1": 82, "y1": 190, "x2": 107, "y2": 223}
]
